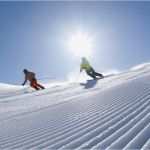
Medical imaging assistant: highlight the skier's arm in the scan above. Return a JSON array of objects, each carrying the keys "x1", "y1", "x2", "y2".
[
  {"x1": 80, "y1": 63, "x2": 83, "y2": 72},
  {"x1": 22, "y1": 76, "x2": 27, "y2": 86},
  {"x1": 80, "y1": 65, "x2": 83, "y2": 72}
]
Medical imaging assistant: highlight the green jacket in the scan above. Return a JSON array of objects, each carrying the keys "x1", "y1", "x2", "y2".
[{"x1": 80, "y1": 59, "x2": 91, "y2": 71}]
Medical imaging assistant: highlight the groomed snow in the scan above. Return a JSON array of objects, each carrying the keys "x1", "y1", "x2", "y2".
[{"x1": 0, "y1": 64, "x2": 149, "y2": 149}]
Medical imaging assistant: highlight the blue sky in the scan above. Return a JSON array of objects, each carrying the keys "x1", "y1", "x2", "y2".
[{"x1": 0, "y1": 1, "x2": 150, "y2": 84}]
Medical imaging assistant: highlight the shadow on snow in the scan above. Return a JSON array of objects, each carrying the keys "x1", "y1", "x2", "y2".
[{"x1": 80, "y1": 79, "x2": 98, "y2": 89}]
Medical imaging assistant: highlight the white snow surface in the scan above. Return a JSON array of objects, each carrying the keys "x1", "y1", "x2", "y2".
[{"x1": 0, "y1": 64, "x2": 150, "y2": 149}]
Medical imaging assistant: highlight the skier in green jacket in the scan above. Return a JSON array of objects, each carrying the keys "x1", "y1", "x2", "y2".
[{"x1": 80, "y1": 57, "x2": 104, "y2": 79}]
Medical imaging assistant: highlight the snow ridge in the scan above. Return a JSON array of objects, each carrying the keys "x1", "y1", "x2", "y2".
[{"x1": 0, "y1": 66, "x2": 150, "y2": 149}]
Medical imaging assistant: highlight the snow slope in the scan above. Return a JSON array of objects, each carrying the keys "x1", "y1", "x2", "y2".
[{"x1": 0, "y1": 64, "x2": 150, "y2": 149}]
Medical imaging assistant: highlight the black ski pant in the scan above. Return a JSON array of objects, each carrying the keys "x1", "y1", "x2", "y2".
[{"x1": 86, "y1": 68, "x2": 103, "y2": 79}]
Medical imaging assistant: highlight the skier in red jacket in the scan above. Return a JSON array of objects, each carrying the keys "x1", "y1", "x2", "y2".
[{"x1": 22, "y1": 69, "x2": 45, "y2": 90}]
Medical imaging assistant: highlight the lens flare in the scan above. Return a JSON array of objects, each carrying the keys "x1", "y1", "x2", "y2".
[{"x1": 68, "y1": 31, "x2": 93, "y2": 58}]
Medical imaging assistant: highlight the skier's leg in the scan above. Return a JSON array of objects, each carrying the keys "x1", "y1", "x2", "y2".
[
  {"x1": 90, "y1": 68, "x2": 103, "y2": 78},
  {"x1": 30, "y1": 83, "x2": 40, "y2": 90},
  {"x1": 86, "y1": 70, "x2": 96, "y2": 79},
  {"x1": 37, "y1": 83, "x2": 45, "y2": 89},
  {"x1": 30, "y1": 80, "x2": 40, "y2": 90},
  {"x1": 94, "y1": 72, "x2": 104, "y2": 78},
  {"x1": 33, "y1": 78, "x2": 45, "y2": 90}
]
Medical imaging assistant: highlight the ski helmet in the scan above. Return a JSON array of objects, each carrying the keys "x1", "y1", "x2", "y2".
[{"x1": 23, "y1": 69, "x2": 28, "y2": 74}]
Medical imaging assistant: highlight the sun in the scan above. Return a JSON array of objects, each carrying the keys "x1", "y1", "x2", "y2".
[{"x1": 68, "y1": 31, "x2": 93, "y2": 58}]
